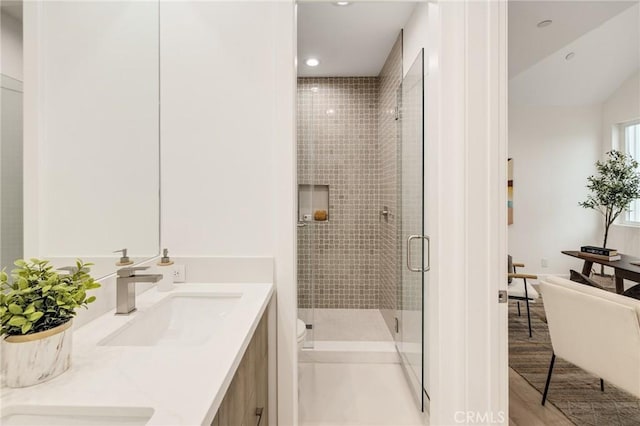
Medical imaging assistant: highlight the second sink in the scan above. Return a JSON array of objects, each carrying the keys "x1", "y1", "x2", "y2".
[{"x1": 1, "y1": 405, "x2": 154, "y2": 426}]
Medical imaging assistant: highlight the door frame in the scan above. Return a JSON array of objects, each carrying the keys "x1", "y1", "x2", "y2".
[
  {"x1": 427, "y1": 0, "x2": 509, "y2": 424},
  {"x1": 287, "y1": 1, "x2": 509, "y2": 424}
]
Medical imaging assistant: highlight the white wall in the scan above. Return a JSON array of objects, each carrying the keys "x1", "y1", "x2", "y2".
[
  {"x1": 603, "y1": 71, "x2": 640, "y2": 260},
  {"x1": 160, "y1": 2, "x2": 296, "y2": 424},
  {"x1": 431, "y1": 1, "x2": 509, "y2": 422},
  {"x1": 403, "y1": 3, "x2": 428, "y2": 78},
  {"x1": 161, "y1": 2, "x2": 277, "y2": 257},
  {"x1": 508, "y1": 105, "x2": 602, "y2": 275},
  {"x1": 24, "y1": 2, "x2": 160, "y2": 263},
  {"x1": 509, "y1": 70, "x2": 640, "y2": 277},
  {"x1": 1, "y1": 11, "x2": 22, "y2": 81}
]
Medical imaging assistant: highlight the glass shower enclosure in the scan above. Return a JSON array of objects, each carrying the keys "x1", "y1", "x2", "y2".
[
  {"x1": 297, "y1": 82, "x2": 318, "y2": 348},
  {"x1": 296, "y1": 48, "x2": 428, "y2": 412},
  {"x1": 397, "y1": 49, "x2": 428, "y2": 411}
]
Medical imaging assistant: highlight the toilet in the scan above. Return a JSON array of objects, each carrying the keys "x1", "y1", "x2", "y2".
[{"x1": 297, "y1": 319, "x2": 307, "y2": 349}]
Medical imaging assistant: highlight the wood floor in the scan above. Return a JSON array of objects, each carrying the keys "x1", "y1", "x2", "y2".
[{"x1": 509, "y1": 368, "x2": 573, "y2": 426}]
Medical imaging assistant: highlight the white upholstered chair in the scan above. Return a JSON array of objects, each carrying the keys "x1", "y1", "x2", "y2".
[
  {"x1": 539, "y1": 276, "x2": 640, "y2": 405},
  {"x1": 508, "y1": 256, "x2": 540, "y2": 337}
]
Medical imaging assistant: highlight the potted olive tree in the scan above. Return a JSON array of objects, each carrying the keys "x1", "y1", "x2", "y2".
[
  {"x1": 580, "y1": 150, "x2": 640, "y2": 274},
  {"x1": 0, "y1": 259, "x2": 100, "y2": 387}
]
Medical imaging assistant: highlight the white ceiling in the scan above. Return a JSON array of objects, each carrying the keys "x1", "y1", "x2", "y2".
[
  {"x1": 509, "y1": 1, "x2": 639, "y2": 106},
  {"x1": 297, "y1": 2, "x2": 417, "y2": 77},
  {"x1": 509, "y1": 1, "x2": 636, "y2": 78}
]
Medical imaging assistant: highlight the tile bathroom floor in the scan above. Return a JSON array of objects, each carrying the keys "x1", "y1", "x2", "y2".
[{"x1": 299, "y1": 362, "x2": 427, "y2": 426}]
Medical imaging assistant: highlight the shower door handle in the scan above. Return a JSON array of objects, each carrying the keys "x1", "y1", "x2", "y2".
[{"x1": 407, "y1": 235, "x2": 430, "y2": 272}]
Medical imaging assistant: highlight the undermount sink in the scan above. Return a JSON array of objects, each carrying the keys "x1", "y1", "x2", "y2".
[
  {"x1": 0, "y1": 405, "x2": 154, "y2": 426},
  {"x1": 98, "y1": 293, "x2": 241, "y2": 347}
]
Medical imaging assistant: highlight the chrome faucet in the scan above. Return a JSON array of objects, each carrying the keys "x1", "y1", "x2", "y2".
[{"x1": 115, "y1": 266, "x2": 163, "y2": 315}]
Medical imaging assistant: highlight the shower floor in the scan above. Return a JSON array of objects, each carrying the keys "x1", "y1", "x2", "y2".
[
  {"x1": 298, "y1": 309, "x2": 398, "y2": 363},
  {"x1": 299, "y1": 308, "x2": 394, "y2": 341}
]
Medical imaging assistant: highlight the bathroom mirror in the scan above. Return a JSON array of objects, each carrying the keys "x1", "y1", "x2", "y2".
[{"x1": 1, "y1": 1, "x2": 160, "y2": 278}]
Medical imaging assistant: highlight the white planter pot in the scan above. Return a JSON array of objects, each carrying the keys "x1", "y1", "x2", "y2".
[{"x1": 1, "y1": 320, "x2": 73, "y2": 388}]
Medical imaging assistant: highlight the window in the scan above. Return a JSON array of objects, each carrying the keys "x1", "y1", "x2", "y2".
[{"x1": 622, "y1": 120, "x2": 640, "y2": 224}]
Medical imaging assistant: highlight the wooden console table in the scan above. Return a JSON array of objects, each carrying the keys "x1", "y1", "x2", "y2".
[{"x1": 562, "y1": 250, "x2": 640, "y2": 294}]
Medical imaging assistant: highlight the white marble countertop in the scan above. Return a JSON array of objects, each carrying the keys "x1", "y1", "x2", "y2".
[{"x1": 1, "y1": 282, "x2": 274, "y2": 426}]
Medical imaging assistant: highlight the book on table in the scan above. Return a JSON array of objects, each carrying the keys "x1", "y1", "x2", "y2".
[
  {"x1": 580, "y1": 252, "x2": 621, "y2": 262},
  {"x1": 580, "y1": 246, "x2": 618, "y2": 257}
]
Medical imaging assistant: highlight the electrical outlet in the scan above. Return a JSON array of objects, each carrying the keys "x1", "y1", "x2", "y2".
[
  {"x1": 173, "y1": 264, "x2": 186, "y2": 283},
  {"x1": 541, "y1": 258, "x2": 549, "y2": 268}
]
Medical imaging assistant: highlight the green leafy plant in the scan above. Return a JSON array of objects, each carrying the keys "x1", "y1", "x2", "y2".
[
  {"x1": 580, "y1": 150, "x2": 640, "y2": 264},
  {"x1": 0, "y1": 259, "x2": 100, "y2": 336}
]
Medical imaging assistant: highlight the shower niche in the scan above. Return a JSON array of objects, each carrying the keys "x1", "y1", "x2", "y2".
[{"x1": 298, "y1": 184, "x2": 329, "y2": 222}]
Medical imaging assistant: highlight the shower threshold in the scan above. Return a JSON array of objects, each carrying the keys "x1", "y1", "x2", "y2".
[{"x1": 299, "y1": 339, "x2": 399, "y2": 364}]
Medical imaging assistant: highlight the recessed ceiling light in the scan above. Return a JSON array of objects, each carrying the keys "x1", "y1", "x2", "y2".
[
  {"x1": 537, "y1": 19, "x2": 553, "y2": 28},
  {"x1": 310, "y1": 86, "x2": 319, "y2": 93},
  {"x1": 565, "y1": 52, "x2": 575, "y2": 61},
  {"x1": 334, "y1": 1, "x2": 350, "y2": 6},
  {"x1": 305, "y1": 58, "x2": 320, "y2": 67}
]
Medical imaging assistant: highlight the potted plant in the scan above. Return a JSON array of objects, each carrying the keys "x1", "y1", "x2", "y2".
[
  {"x1": 580, "y1": 150, "x2": 640, "y2": 274},
  {"x1": 0, "y1": 258, "x2": 100, "y2": 388}
]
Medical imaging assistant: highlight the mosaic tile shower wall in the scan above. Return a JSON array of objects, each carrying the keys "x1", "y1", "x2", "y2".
[
  {"x1": 297, "y1": 77, "x2": 380, "y2": 309},
  {"x1": 377, "y1": 34, "x2": 403, "y2": 334}
]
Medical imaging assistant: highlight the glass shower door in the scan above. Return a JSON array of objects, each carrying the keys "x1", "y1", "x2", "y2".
[{"x1": 397, "y1": 49, "x2": 428, "y2": 411}]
